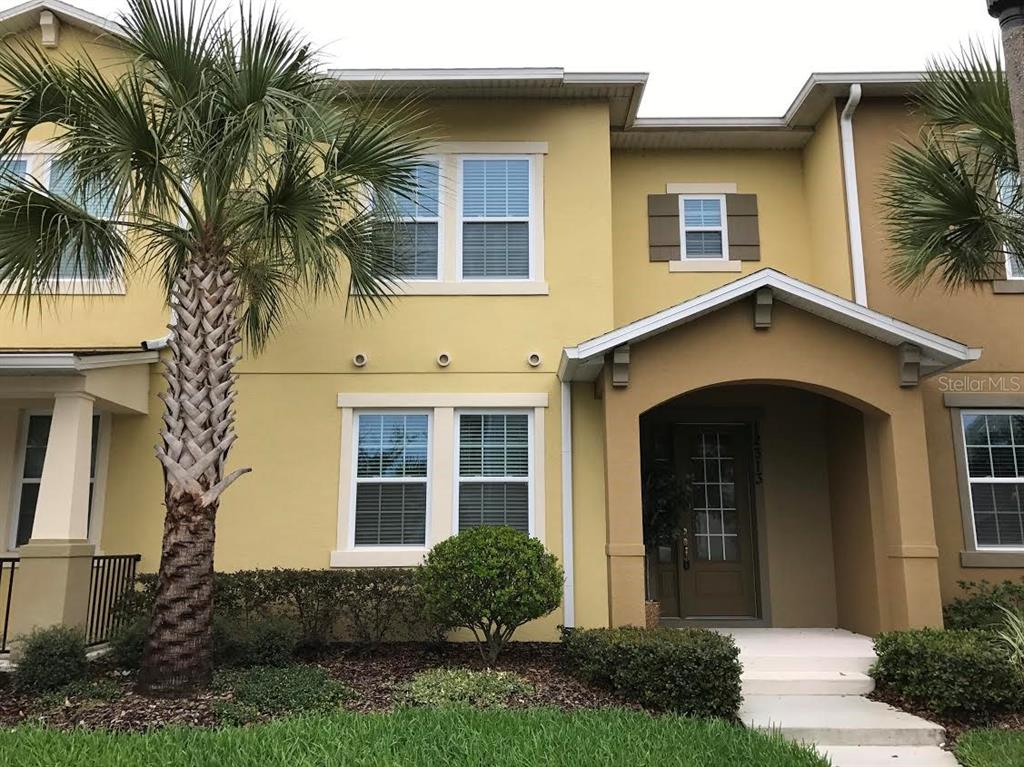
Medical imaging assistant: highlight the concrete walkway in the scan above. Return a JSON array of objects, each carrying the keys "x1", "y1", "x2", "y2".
[{"x1": 723, "y1": 629, "x2": 957, "y2": 767}]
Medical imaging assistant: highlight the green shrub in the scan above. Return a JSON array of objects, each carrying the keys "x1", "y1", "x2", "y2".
[
  {"x1": 562, "y1": 627, "x2": 742, "y2": 718},
  {"x1": 397, "y1": 668, "x2": 533, "y2": 709},
  {"x1": 213, "y1": 615, "x2": 301, "y2": 668},
  {"x1": 418, "y1": 527, "x2": 563, "y2": 663},
  {"x1": 871, "y1": 629, "x2": 1024, "y2": 719},
  {"x1": 107, "y1": 618, "x2": 149, "y2": 670},
  {"x1": 341, "y1": 568, "x2": 421, "y2": 648},
  {"x1": 944, "y1": 579, "x2": 1024, "y2": 630},
  {"x1": 13, "y1": 626, "x2": 89, "y2": 693},
  {"x1": 213, "y1": 665, "x2": 352, "y2": 724}
]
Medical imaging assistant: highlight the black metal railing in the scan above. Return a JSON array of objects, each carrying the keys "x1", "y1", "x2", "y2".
[
  {"x1": 87, "y1": 554, "x2": 141, "y2": 646},
  {"x1": 0, "y1": 557, "x2": 17, "y2": 654}
]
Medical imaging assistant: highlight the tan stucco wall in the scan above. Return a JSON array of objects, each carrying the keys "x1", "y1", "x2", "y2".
[
  {"x1": 657, "y1": 386, "x2": 839, "y2": 627},
  {"x1": 853, "y1": 97, "x2": 1024, "y2": 603},
  {"x1": 599, "y1": 297, "x2": 943, "y2": 630},
  {"x1": 610, "y1": 148, "x2": 824, "y2": 326}
]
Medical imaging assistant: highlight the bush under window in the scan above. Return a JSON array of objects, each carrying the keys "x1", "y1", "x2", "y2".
[
  {"x1": 417, "y1": 527, "x2": 563, "y2": 663},
  {"x1": 943, "y1": 579, "x2": 1024, "y2": 630},
  {"x1": 13, "y1": 625, "x2": 89, "y2": 693},
  {"x1": 562, "y1": 627, "x2": 742, "y2": 718},
  {"x1": 871, "y1": 628, "x2": 1024, "y2": 720}
]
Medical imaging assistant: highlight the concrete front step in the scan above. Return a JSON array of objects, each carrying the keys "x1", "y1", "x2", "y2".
[
  {"x1": 740, "y1": 695, "x2": 946, "y2": 747},
  {"x1": 728, "y1": 628, "x2": 877, "y2": 675},
  {"x1": 818, "y1": 746, "x2": 959, "y2": 767},
  {"x1": 742, "y1": 670, "x2": 875, "y2": 696}
]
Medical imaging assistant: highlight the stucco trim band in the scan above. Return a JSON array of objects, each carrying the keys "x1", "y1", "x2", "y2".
[
  {"x1": 606, "y1": 543, "x2": 645, "y2": 557},
  {"x1": 337, "y1": 393, "x2": 549, "y2": 409},
  {"x1": 944, "y1": 392, "x2": 1024, "y2": 408}
]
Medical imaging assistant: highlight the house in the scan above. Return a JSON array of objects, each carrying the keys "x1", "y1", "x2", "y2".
[{"x1": 0, "y1": 0, "x2": 1020, "y2": 650}]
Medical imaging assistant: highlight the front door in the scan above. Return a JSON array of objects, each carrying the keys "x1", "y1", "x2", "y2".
[{"x1": 673, "y1": 423, "x2": 759, "y2": 619}]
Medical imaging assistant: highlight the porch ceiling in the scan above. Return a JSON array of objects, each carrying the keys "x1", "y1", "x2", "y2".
[{"x1": 558, "y1": 269, "x2": 982, "y2": 382}]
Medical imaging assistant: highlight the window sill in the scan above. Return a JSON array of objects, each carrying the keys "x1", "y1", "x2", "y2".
[
  {"x1": 960, "y1": 549, "x2": 1024, "y2": 568},
  {"x1": 389, "y1": 280, "x2": 549, "y2": 296},
  {"x1": 993, "y1": 279, "x2": 1024, "y2": 294},
  {"x1": 2, "y1": 278, "x2": 125, "y2": 296},
  {"x1": 330, "y1": 548, "x2": 428, "y2": 568},
  {"x1": 668, "y1": 260, "x2": 741, "y2": 273}
]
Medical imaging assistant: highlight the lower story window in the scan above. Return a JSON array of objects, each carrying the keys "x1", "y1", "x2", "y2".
[
  {"x1": 13, "y1": 412, "x2": 100, "y2": 548},
  {"x1": 353, "y1": 412, "x2": 429, "y2": 546},
  {"x1": 456, "y1": 411, "x2": 531, "y2": 534},
  {"x1": 961, "y1": 410, "x2": 1024, "y2": 547}
]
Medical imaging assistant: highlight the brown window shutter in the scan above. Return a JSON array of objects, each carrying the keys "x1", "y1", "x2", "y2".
[
  {"x1": 726, "y1": 193, "x2": 760, "y2": 261},
  {"x1": 648, "y1": 194, "x2": 680, "y2": 262}
]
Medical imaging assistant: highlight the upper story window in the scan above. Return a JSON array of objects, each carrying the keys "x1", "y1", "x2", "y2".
[
  {"x1": 353, "y1": 412, "x2": 430, "y2": 547},
  {"x1": 997, "y1": 171, "x2": 1023, "y2": 280},
  {"x1": 459, "y1": 157, "x2": 533, "y2": 279},
  {"x1": 960, "y1": 410, "x2": 1024, "y2": 548},
  {"x1": 680, "y1": 195, "x2": 728, "y2": 261},
  {"x1": 393, "y1": 161, "x2": 441, "y2": 280}
]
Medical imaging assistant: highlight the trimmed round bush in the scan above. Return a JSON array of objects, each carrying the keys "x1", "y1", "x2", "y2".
[
  {"x1": 13, "y1": 625, "x2": 89, "y2": 693},
  {"x1": 943, "y1": 579, "x2": 1024, "y2": 630},
  {"x1": 871, "y1": 628, "x2": 1024, "y2": 720},
  {"x1": 562, "y1": 627, "x2": 742, "y2": 718},
  {"x1": 418, "y1": 527, "x2": 563, "y2": 663},
  {"x1": 398, "y1": 668, "x2": 533, "y2": 709}
]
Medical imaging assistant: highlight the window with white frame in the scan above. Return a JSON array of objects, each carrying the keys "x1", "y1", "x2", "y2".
[
  {"x1": 392, "y1": 161, "x2": 441, "y2": 280},
  {"x1": 12, "y1": 413, "x2": 100, "y2": 548},
  {"x1": 679, "y1": 195, "x2": 728, "y2": 260},
  {"x1": 997, "y1": 171, "x2": 1024, "y2": 279},
  {"x1": 456, "y1": 411, "x2": 531, "y2": 534},
  {"x1": 961, "y1": 410, "x2": 1024, "y2": 548},
  {"x1": 459, "y1": 157, "x2": 532, "y2": 279},
  {"x1": 353, "y1": 413, "x2": 429, "y2": 546}
]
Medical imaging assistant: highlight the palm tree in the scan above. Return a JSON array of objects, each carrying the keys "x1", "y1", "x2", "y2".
[
  {"x1": 883, "y1": 44, "x2": 1024, "y2": 289},
  {"x1": 0, "y1": 0, "x2": 428, "y2": 693}
]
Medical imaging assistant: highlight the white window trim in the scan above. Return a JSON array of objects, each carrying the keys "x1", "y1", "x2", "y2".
[
  {"x1": 679, "y1": 193, "x2": 729, "y2": 262},
  {"x1": 0, "y1": 151, "x2": 124, "y2": 296},
  {"x1": 6, "y1": 409, "x2": 111, "y2": 553},
  {"x1": 455, "y1": 154, "x2": 543, "y2": 283},
  {"x1": 453, "y1": 409, "x2": 536, "y2": 538},
  {"x1": 394, "y1": 156, "x2": 443, "y2": 283},
  {"x1": 960, "y1": 408, "x2": 1024, "y2": 552},
  {"x1": 1005, "y1": 250, "x2": 1024, "y2": 281},
  {"x1": 332, "y1": 394, "x2": 546, "y2": 568}
]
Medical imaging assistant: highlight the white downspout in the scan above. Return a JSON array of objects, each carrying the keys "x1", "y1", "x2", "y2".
[
  {"x1": 840, "y1": 83, "x2": 868, "y2": 307},
  {"x1": 560, "y1": 380, "x2": 575, "y2": 628}
]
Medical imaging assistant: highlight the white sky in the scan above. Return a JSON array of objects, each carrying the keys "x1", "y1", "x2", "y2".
[{"x1": 71, "y1": 0, "x2": 997, "y2": 117}]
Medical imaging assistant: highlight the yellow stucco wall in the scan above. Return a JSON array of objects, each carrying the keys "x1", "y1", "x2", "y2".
[
  {"x1": 609, "y1": 147, "x2": 844, "y2": 325},
  {"x1": 802, "y1": 102, "x2": 854, "y2": 299}
]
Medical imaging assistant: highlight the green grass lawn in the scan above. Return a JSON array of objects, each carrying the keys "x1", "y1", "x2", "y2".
[
  {"x1": 0, "y1": 708, "x2": 828, "y2": 767},
  {"x1": 955, "y1": 729, "x2": 1024, "y2": 767}
]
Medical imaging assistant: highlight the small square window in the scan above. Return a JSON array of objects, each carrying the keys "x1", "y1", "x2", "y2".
[{"x1": 679, "y1": 195, "x2": 728, "y2": 260}]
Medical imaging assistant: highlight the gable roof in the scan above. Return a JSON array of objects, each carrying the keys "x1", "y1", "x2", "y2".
[
  {"x1": 558, "y1": 269, "x2": 982, "y2": 382},
  {"x1": 0, "y1": 0, "x2": 121, "y2": 38}
]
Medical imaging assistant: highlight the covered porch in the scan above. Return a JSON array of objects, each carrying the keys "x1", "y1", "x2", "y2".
[
  {"x1": 0, "y1": 349, "x2": 155, "y2": 655},
  {"x1": 561, "y1": 269, "x2": 981, "y2": 634}
]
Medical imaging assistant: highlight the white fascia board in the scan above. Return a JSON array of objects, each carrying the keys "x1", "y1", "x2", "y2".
[
  {"x1": 559, "y1": 269, "x2": 980, "y2": 381},
  {"x1": 0, "y1": 350, "x2": 158, "y2": 373},
  {"x1": 331, "y1": 67, "x2": 566, "y2": 83},
  {"x1": 0, "y1": 0, "x2": 123, "y2": 36}
]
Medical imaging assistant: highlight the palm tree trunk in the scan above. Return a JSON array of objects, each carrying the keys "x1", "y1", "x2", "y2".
[{"x1": 138, "y1": 253, "x2": 249, "y2": 695}]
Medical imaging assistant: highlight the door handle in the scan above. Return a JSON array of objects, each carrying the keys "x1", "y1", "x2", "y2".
[{"x1": 682, "y1": 528, "x2": 690, "y2": 571}]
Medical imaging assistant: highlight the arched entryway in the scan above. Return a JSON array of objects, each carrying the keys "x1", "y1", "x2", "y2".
[{"x1": 641, "y1": 382, "x2": 885, "y2": 634}]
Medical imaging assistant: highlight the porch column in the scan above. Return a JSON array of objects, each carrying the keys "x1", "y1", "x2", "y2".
[
  {"x1": 8, "y1": 392, "x2": 96, "y2": 652},
  {"x1": 602, "y1": 377, "x2": 647, "y2": 628},
  {"x1": 873, "y1": 401, "x2": 944, "y2": 630}
]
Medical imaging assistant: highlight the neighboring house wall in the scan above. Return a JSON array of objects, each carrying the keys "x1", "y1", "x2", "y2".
[{"x1": 853, "y1": 96, "x2": 1024, "y2": 601}]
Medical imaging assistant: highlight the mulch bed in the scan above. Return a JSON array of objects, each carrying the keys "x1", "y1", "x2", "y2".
[
  {"x1": 0, "y1": 642, "x2": 624, "y2": 732},
  {"x1": 870, "y1": 688, "x2": 1024, "y2": 744}
]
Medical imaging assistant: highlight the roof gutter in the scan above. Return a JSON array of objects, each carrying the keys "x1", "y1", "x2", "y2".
[{"x1": 840, "y1": 83, "x2": 868, "y2": 306}]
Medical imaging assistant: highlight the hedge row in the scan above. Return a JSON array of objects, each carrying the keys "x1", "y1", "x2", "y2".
[{"x1": 561, "y1": 627, "x2": 742, "y2": 719}]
